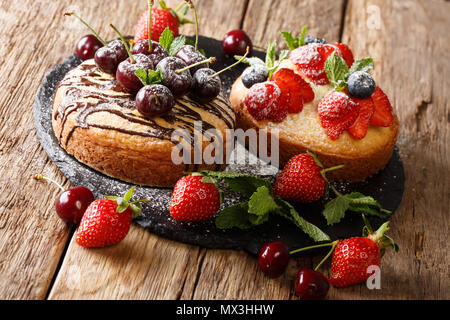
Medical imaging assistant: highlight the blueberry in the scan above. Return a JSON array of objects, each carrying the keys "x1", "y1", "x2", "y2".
[
  {"x1": 241, "y1": 64, "x2": 269, "y2": 89},
  {"x1": 304, "y1": 36, "x2": 326, "y2": 44},
  {"x1": 347, "y1": 71, "x2": 376, "y2": 99}
]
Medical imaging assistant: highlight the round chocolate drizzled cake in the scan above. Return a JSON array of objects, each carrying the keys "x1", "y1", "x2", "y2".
[{"x1": 52, "y1": 59, "x2": 236, "y2": 187}]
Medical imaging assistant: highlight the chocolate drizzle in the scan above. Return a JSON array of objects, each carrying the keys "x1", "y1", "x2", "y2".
[{"x1": 54, "y1": 60, "x2": 235, "y2": 150}]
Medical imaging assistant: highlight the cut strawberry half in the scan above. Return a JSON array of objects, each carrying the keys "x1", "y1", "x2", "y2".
[
  {"x1": 272, "y1": 68, "x2": 314, "y2": 113},
  {"x1": 333, "y1": 43, "x2": 354, "y2": 68},
  {"x1": 289, "y1": 43, "x2": 338, "y2": 85},
  {"x1": 370, "y1": 87, "x2": 394, "y2": 127},
  {"x1": 347, "y1": 97, "x2": 375, "y2": 139},
  {"x1": 318, "y1": 91, "x2": 359, "y2": 140}
]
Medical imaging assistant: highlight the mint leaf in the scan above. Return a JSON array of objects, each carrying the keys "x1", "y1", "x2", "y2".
[
  {"x1": 281, "y1": 31, "x2": 297, "y2": 50},
  {"x1": 324, "y1": 52, "x2": 349, "y2": 91},
  {"x1": 159, "y1": 27, "x2": 174, "y2": 51},
  {"x1": 200, "y1": 171, "x2": 272, "y2": 198},
  {"x1": 278, "y1": 50, "x2": 289, "y2": 62},
  {"x1": 248, "y1": 186, "x2": 278, "y2": 225},
  {"x1": 135, "y1": 68, "x2": 149, "y2": 86},
  {"x1": 322, "y1": 195, "x2": 350, "y2": 225},
  {"x1": 265, "y1": 41, "x2": 277, "y2": 70},
  {"x1": 215, "y1": 202, "x2": 251, "y2": 229},
  {"x1": 297, "y1": 25, "x2": 308, "y2": 47},
  {"x1": 275, "y1": 197, "x2": 330, "y2": 242},
  {"x1": 169, "y1": 35, "x2": 186, "y2": 56},
  {"x1": 348, "y1": 58, "x2": 374, "y2": 75},
  {"x1": 346, "y1": 192, "x2": 391, "y2": 218}
]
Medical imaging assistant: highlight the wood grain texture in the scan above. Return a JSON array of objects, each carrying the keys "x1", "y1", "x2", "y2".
[{"x1": 0, "y1": 0, "x2": 448, "y2": 300}]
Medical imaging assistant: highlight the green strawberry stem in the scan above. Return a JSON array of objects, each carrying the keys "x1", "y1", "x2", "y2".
[
  {"x1": 110, "y1": 24, "x2": 135, "y2": 64},
  {"x1": 34, "y1": 174, "x2": 65, "y2": 192},
  {"x1": 148, "y1": 0, "x2": 154, "y2": 53},
  {"x1": 64, "y1": 12, "x2": 108, "y2": 47},
  {"x1": 176, "y1": 57, "x2": 216, "y2": 73},
  {"x1": 105, "y1": 186, "x2": 150, "y2": 217},
  {"x1": 185, "y1": 1, "x2": 199, "y2": 50},
  {"x1": 322, "y1": 165, "x2": 345, "y2": 174},
  {"x1": 210, "y1": 47, "x2": 250, "y2": 78}
]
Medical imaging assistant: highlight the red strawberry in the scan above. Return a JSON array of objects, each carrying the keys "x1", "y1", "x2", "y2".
[
  {"x1": 244, "y1": 81, "x2": 287, "y2": 122},
  {"x1": 329, "y1": 221, "x2": 398, "y2": 287},
  {"x1": 289, "y1": 43, "x2": 339, "y2": 85},
  {"x1": 272, "y1": 68, "x2": 315, "y2": 113},
  {"x1": 333, "y1": 43, "x2": 354, "y2": 68},
  {"x1": 133, "y1": 1, "x2": 192, "y2": 44},
  {"x1": 169, "y1": 175, "x2": 221, "y2": 222},
  {"x1": 76, "y1": 186, "x2": 146, "y2": 248},
  {"x1": 318, "y1": 91, "x2": 359, "y2": 140},
  {"x1": 370, "y1": 87, "x2": 394, "y2": 127},
  {"x1": 273, "y1": 153, "x2": 327, "y2": 203},
  {"x1": 347, "y1": 97, "x2": 375, "y2": 139}
]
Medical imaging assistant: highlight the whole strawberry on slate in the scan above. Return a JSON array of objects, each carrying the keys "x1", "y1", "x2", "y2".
[
  {"x1": 169, "y1": 174, "x2": 221, "y2": 222},
  {"x1": 133, "y1": 0, "x2": 193, "y2": 44},
  {"x1": 76, "y1": 186, "x2": 148, "y2": 248}
]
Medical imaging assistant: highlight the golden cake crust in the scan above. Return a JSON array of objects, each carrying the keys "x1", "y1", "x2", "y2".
[
  {"x1": 52, "y1": 60, "x2": 236, "y2": 187},
  {"x1": 230, "y1": 63, "x2": 399, "y2": 182}
]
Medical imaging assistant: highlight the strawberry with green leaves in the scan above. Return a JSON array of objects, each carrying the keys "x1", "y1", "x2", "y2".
[{"x1": 76, "y1": 186, "x2": 149, "y2": 248}]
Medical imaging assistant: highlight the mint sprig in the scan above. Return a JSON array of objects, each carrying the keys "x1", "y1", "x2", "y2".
[
  {"x1": 158, "y1": 27, "x2": 186, "y2": 56},
  {"x1": 281, "y1": 26, "x2": 308, "y2": 50},
  {"x1": 199, "y1": 171, "x2": 330, "y2": 243},
  {"x1": 135, "y1": 68, "x2": 165, "y2": 86},
  {"x1": 324, "y1": 53, "x2": 374, "y2": 91}
]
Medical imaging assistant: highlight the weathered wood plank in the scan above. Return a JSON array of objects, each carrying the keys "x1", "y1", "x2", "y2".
[
  {"x1": 324, "y1": 0, "x2": 450, "y2": 299},
  {"x1": 242, "y1": 0, "x2": 346, "y2": 49},
  {"x1": 188, "y1": 0, "x2": 345, "y2": 300},
  {"x1": 46, "y1": 0, "x2": 250, "y2": 300}
]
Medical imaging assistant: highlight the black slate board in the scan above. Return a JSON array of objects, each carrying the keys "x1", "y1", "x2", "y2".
[{"x1": 33, "y1": 36, "x2": 405, "y2": 255}]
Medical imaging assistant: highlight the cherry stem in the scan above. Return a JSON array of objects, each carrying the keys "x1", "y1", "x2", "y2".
[
  {"x1": 110, "y1": 24, "x2": 135, "y2": 64},
  {"x1": 185, "y1": 0, "x2": 199, "y2": 50},
  {"x1": 174, "y1": 2, "x2": 186, "y2": 12},
  {"x1": 210, "y1": 47, "x2": 250, "y2": 78},
  {"x1": 34, "y1": 174, "x2": 65, "y2": 192},
  {"x1": 289, "y1": 241, "x2": 336, "y2": 255},
  {"x1": 314, "y1": 241, "x2": 339, "y2": 271},
  {"x1": 64, "y1": 12, "x2": 108, "y2": 47},
  {"x1": 148, "y1": 0, "x2": 154, "y2": 53},
  {"x1": 176, "y1": 57, "x2": 216, "y2": 73}
]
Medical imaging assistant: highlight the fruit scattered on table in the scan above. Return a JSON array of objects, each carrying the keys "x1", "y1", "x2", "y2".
[
  {"x1": 295, "y1": 268, "x2": 330, "y2": 300},
  {"x1": 34, "y1": 174, "x2": 95, "y2": 225},
  {"x1": 76, "y1": 186, "x2": 149, "y2": 248},
  {"x1": 222, "y1": 29, "x2": 253, "y2": 56},
  {"x1": 258, "y1": 241, "x2": 290, "y2": 278}
]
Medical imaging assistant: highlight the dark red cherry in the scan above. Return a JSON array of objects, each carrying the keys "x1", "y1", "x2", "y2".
[
  {"x1": 132, "y1": 40, "x2": 169, "y2": 66},
  {"x1": 94, "y1": 39, "x2": 128, "y2": 74},
  {"x1": 157, "y1": 57, "x2": 193, "y2": 97},
  {"x1": 176, "y1": 45, "x2": 209, "y2": 75},
  {"x1": 116, "y1": 54, "x2": 154, "y2": 93},
  {"x1": 76, "y1": 34, "x2": 103, "y2": 60},
  {"x1": 258, "y1": 241, "x2": 290, "y2": 278},
  {"x1": 294, "y1": 268, "x2": 330, "y2": 300},
  {"x1": 55, "y1": 186, "x2": 95, "y2": 224},
  {"x1": 191, "y1": 68, "x2": 221, "y2": 103},
  {"x1": 136, "y1": 84, "x2": 175, "y2": 117},
  {"x1": 222, "y1": 30, "x2": 253, "y2": 56}
]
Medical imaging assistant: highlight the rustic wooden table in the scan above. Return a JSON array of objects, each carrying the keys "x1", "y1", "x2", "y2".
[{"x1": 0, "y1": 0, "x2": 448, "y2": 300}]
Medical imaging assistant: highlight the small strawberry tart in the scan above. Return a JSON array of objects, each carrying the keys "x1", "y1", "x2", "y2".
[{"x1": 230, "y1": 37, "x2": 399, "y2": 182}]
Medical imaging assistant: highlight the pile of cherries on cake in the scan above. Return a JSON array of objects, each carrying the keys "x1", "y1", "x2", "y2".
[{"x1": 75, "y1": 26, "x2": 224, "y2": 118}]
